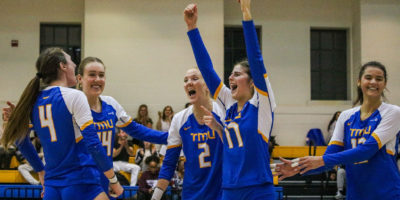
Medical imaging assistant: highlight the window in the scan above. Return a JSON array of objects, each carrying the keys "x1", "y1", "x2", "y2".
[
  {"x1": 40, "y1": 24, "x2": 82, "y2": 67},
  {"x1": 224, "y1": 26, "x2": 261, "y2": 86},
  {"x1": 311, "y1": 29, "x2": 348, "y2": 100}
]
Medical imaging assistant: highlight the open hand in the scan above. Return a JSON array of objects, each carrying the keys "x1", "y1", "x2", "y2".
[
  {"x1": 297, "y1": 156, "x2": 325, "y2": 175},
  {"x1": 2, "y1": 101, "x2": 15, "y2": 122},
  {"x1": 275, "y1": 157, "x2": 299, "y2": 181}
]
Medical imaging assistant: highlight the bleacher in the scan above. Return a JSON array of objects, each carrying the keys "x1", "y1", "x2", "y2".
[{"x1": 0, "y1": 146, "x2": 337, "y2": 199}]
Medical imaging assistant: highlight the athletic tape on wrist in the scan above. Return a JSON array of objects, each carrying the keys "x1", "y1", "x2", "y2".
[
  {"x1": 108, "y1": 174, "x2": 118, "y2": 184},
  {"x1": 151, "y1": 187, "x2": 164, "y2": 200}
]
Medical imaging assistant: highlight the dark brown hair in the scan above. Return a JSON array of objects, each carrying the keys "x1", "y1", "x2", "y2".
[
  {"x1": 353, "y1": 61, "x2": 387, "y2": 106},
  {"x1": 235, "y1": 59, "x2": 252, "y2": 80},
  {"x1": 78, "y1": 57, "x2": 105, "y2": 76},
  {"x1": 162, "y1": 105, "x2": 173, "y2": 121},
  {"x1": 135, "y1": 104, "x2": 152, "y2": 126},
  {"x1": 1, "y1": 48, "x2": 66, "y2": 147}
]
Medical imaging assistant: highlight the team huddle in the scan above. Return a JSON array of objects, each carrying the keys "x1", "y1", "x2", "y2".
[{"x1": 2, "y1": 0, "x2": 400, "y2": 200}]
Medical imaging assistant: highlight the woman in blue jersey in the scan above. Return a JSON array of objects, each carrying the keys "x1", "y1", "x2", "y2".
[
  {"x1": 278, "y1": 61, "x2": 400, "y2": 200},
  {"x1": 76, "y1": 57, "x2": 169, "y2": 198},
  {"x1": 1, "y1": 48, "x2": 123, "y2": 199},
  {"x1": 151, "y1": 68, "x2": 225, "y2": 200},
  {"x1": 184, "y1": 1, "x2": 276, "y2": 199}
]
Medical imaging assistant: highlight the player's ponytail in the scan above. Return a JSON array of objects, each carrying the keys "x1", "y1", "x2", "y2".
[{"x1": 1, "y1": 48, "x2": 66, "y2": 147}]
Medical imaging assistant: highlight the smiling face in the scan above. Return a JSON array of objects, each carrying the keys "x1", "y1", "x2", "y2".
[
  {"x1": 163, "y1": 106, "x2": 173, "y2": 117},
  {"x1": 183, "y1": 69, "x2": 209, "y2": 104},
  {"x1": 358, "y1": 66, "x2": 386, "y2": 101},
  {"x1": 228, "y1": 64, "x2": 254, "y2": 103},
  {"x1": 78, "y1": 61, "x2": 106, "y2": 98}
]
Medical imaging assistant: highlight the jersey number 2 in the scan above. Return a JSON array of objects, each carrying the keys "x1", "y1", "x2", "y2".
[
  {"x1": 198, "y1": 143, "x2": 211, "y2": 168},
  {"x1": 39, "y1": 104, "x2": 57, "y2": 142}
]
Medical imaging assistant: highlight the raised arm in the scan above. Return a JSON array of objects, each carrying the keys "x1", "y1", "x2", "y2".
[
  {"x1": 185, "y1": 4, "x2": 223, "y2": 100},
  {"x1": 240, "y1": 0, "x2": 270, "y2": 95},
  {"x1": 240, "y1": 0, "x2": 277, "y2": 143}
]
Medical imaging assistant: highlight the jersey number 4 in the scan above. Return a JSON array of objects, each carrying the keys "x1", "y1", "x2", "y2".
[{"x1": 39, "y1": 104, "x2": 57, "y2": 142}]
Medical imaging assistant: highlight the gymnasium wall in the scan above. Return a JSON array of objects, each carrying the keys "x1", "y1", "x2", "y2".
[
  {"x1": 0, "y1": 0, "x2": 399, "y2": 145},
  {"x1": 0, "y1": 0, "x2": 83, "y2": 100},
  {"x1": 83, "y1": 0, "x2": 224, "y2": 122},
  {"x1": 360, "y1": 0, "x2": 400, "y2": 105}
]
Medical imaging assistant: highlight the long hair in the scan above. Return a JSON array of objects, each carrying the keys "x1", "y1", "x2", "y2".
[
  {"x1": 353, "y1": 61, "x2": 387, "y2": 106},
  {"x1": 1, "y1": 48, "x2": 66, "y2": 147},
  {"x1": 162, "y1": 105, "x2": 173, "y2": 121},
  {"x1": 136, "y1": 104, "x2": 151, "y2": 125},
  {"x1": 327, "y1": 111, "x2": 341, "y2": 131},
  {"x1": 235, "y1": 59, "x2": 253, "y2": 80}
]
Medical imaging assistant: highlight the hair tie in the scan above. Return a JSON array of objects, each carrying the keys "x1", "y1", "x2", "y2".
[{"x1": 36, "y1": 72, "x2": 43, "y2": 79}]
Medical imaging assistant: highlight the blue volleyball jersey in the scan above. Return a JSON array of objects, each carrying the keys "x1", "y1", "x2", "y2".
[
  {"x1": 188, "y1": 20, "x2": 276, "y2": 189},
  {"x1": 158, "y1": 102, "x2": 225, "y2": 200},
  {"x1": 28, "y1": 86, "x2": 111, "y2": 187},
  {"x1": 321, "y1": 103, "x2": 400, "y2": 199},
  {"x1": 87, "y1": 95, "x2": 168, "y2": 195}
]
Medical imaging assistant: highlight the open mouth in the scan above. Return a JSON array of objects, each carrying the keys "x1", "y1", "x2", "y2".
[
  {"x1": 230, "y1": 84, "x2": 238, "y2": 91},
  {"x1": 188, "y1": 90, "x2": 196, "y2": 96}
]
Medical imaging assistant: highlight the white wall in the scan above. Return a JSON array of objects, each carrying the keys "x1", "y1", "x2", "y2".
[
  {"x1": 225, "y1": 0, "x2": 354, "y2": 145},
  {"x1": 84, "y1": 0, "x2": 224, "y2": 122},
  {"x1": 0, "y1": 0, "x2": 83, "y2": 102},
  {"x1": 360, "y1": 0, "x2": 400, "y2": 105},
  {"x1": 1, "y1": 0, "x2": 399, "y2": 146}
]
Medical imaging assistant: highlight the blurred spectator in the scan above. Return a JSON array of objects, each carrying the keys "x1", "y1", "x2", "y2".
[
  {"x1": 113, "y1": 130, "x2": 141, "y2": 186},
  {"x1": 335, "y1": 166, "x2": 346, "y2": 199},
  {"x1": 171, "y1": 158, "x2": 185, "y2": 200},
  {"x1": 326, "y1": 111, "x2": 341, "y2": 144},
  {"x1": 155, "y1": 106, "x2": 174, "y2": 152},
  {"x1": 136, "y1": 141, "x2": 159, "y2": 172},
  {"x1": 155, "y1": 106, "x2": 173, "y2": 132},
  {"x1": 134, "y1": 104, "x2": 153, "y2": 128},
  {"x1": 137, "y1": 155, "x2": 162, "y2": 200},
  {"x1": 268, "y1": 135, "x2": 278, "y2": 155},
  {"x1": 1, "y1": 102, "x2": 19, "y2": 170},
  {"x1": 133, "y1": 104, "x2": 153, "y2": 148}
]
